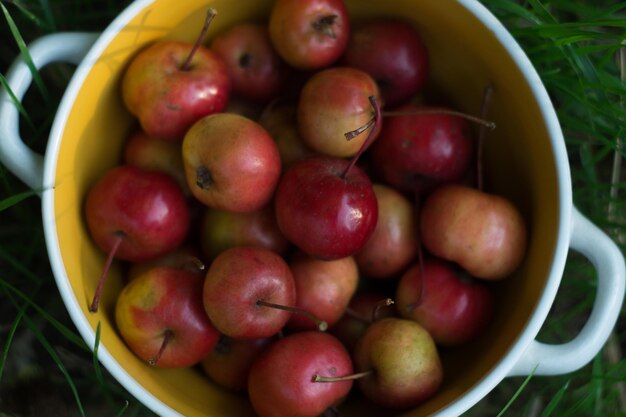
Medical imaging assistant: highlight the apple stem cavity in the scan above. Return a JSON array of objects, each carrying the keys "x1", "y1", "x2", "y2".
[
  {"x1": 312, "y1": 370, "x2": 372, "y2": 383},
  {"x1": 148, "y1": 329, "x2": 174, "y2": 366},
  {"x1": 477, "y1": 85, "x2": 495, "y2": 192},
  {"x1": 89, "y1": 232, "x2": 124, "y2": 313},
  {"x1": 256, "y1": 299, "x2": 328, "y2": 331},
  {"x1": 382, "y1": 108, "x2": 496, "y2": 131},
  {"x1": 181, "y1": 8, "x2": 218, "y2": 72},
  {"x1": 341, "y1": 95, "x2": 382, "y2": 179},
  {"x1": 196, "y1": 166, "x2": 213, "y2": 189},
  {"x1": 312, "y1": 14, "x2": 339, "y2": 39}
]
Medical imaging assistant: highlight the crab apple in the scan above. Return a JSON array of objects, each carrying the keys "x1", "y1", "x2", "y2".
[
  {"x1": 274, "y1": 156, "x2": 378, "y2": 260},
  {"x1": 121, "y1": 10, "x2": 230, "y2": 140},
  {"x1": 420, "y1": 184, "x2": 527, "y2": 280},
  {"x1": 248, "y1": 331, "x2": 354, "y2": 417},
  {"x1": 182, "y1": 113, "x2": 281, "y2": 213},
  {"x1": 115, "y1": 266, "x2": 220, "y2": 368},
  {"x1": 210, "y1": 23, "x2": 290, "y2": 103},
  {"x1": 396, "y1": 258, "x2": 495, "y2": 346},
  {"x1": 342, "y1": 19, "x2": 429, "y2": 107},
  {"x1": 268, "y1": 0, "x2": 350, "y2": 70},
  {"x1": 297, "y1": 66, "x2": 381, "y2": 158}
]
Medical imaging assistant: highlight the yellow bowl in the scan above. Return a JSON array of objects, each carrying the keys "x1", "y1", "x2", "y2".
[{"x1": 0, "y1": 0, "x2": 624, "y2": 416}]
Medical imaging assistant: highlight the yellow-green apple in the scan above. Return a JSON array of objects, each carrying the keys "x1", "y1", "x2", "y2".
[
  {"x1": 182, "y1": 113, "x2": 281, "y2": 213},
  {"x1": 353, "y1": 317, "x2": 443, "y2": 408}
]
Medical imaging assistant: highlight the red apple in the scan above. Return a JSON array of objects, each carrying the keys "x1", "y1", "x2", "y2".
[
  {"x1": 286, "y1": 252, "x2": 359, "y2": 330},
  {"x1": 121, "y1": 11, "x2": 230, "y2": 140},
  {"x1": 248, "y1": 331, "x2": 354, "y2": 417},
  {"x1": 274, "y1": 156, "x2": 378, "y2": 260},
  {"x1": 202, "y1": 246, "x2": 295, "y2": 339},
  {"x1": 182, "y1": 113, "x2": 281, "y2": 213},
  {"x1": 297, "y1": 67, "x2": 381, "y2": 158},
  {"x1": 354, "y1": 183, "x2": 418, "y2": 279},
  {"x1": 395, "y1": 258, "x2": 495, "y2": 346},
  {"x1": 268, "y1": 0, "x2": 350, "y2": 70},
  {"x1": 84, "y1": 165, "x2": 190, "y2": 312},
  {"x1": 210, "y1": 23, "x2": 290, "y2": 103},
  {"x1": 371, "y1": 104, "x2": 475, "y2": 194},
  {"x1": 115, "y1": 266, "x2": 220, "y2": 368},
  {"x1": 420, "y1": 184, "x2": 527, "y2": 280},
  {"x1": 342, "y1": 19, "x2": 429, "y2": 107}
]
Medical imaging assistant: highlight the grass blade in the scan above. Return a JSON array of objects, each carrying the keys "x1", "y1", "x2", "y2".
[
  {"x1": 0, "y1": 72, "x2": 35, "y2": 130},
  {"x1": 0, "y1": 301, "x2": 27, "y2": 384},
  {"x1": 0, "y1": 278, "x2": 89, "y2": 352},
  {"x1": 0, "y1": 190, "x2": 38, "y2": 212},
  {"x1": 494, "y1": 366, "x2": 537, "y2": 417},
  {"x1": 0, "y1": 1, "x2": 49, "y2": 103},
  {"x1": 23, "y1": 314, "x2": 86, "y2": 417},
  {"x1": 540, "y1": 381, "x2": 571, "y2": 417}
]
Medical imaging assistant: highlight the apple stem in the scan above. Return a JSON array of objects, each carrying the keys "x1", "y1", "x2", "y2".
[
  {"x1": 341, "y1": 95, "x2": 382, "y2": 179},
  {"x1": 477, "y1": 86, "x2": 494, "y2": 192},
  {"x1": 182, "y1": 256, "x2": 206, "y2": 274},
  {"x1": 256, "y1": 300, "x2": 328, "y2": 331},
  {"x1": 312, "y1": 370, "x2": 372, "y2": 383},
  {"x1": 372, "y1": 298, "x2": 394, "y2": 322},
  {"x1": 181, "y1": 8, "x2": 218, "y2": 72},
  {"x1": 148, "y1": 329, "x2": 174, "y2": 366},
  {"x1": 89, "y1": 232, "x2": 124, "y2": 313},
  {"x1": 312, "y1": 14, "x2": 338, "y2": 39},
  {"x1": 382, "y1": 108, "x2": 496, "y2": 130}
]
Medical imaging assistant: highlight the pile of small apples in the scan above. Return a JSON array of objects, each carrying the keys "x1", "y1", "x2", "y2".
[{"x1": 83, "y1": 0, "x2": 528, "y2": 416}]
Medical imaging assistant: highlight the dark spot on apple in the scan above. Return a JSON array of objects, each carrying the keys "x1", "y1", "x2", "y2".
[
  {"x1": 328, "y1": 366, "x2": 337, "y2": 376},
  {"x1": 196, "y1": 166, "x2": 213, "y2": 189},
  {"x1": 401, "y1": 139, "x2": 412, "y2": 149},
  {"x1": 239, "y1": 52, "x2": 252, "y2": 68},
  {"x1": 312, "y1": 14, "x2": 338, "y2": 39},
  {"x1": 166, "y1": 103, "x2": 182, "y2": 111}
]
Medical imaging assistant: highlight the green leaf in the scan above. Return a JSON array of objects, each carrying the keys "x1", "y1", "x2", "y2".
[{"x1": 540, "y1": 381, "x2": 571, "y2": 417}]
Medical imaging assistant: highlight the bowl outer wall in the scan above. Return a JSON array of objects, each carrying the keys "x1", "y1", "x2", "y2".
[{"x1": 39, "y1": 0, "x2": 571, "y2": 416}]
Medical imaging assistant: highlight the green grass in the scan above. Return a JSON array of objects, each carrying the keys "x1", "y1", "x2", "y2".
[{"x1": 1, "y1": 1, "x2": 625, "y2": 416}]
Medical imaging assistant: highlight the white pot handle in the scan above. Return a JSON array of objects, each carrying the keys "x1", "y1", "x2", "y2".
[
  {"x1": 0, "y1": 32, "x2": 98, "y2": 192},
  {"x1": 508, "y1": 206, "x2": 625, "y2": 376}
]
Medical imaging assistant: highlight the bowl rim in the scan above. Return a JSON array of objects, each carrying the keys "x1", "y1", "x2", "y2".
[{"x1": 39, "y1": 0, "x2": 572, "y2": 416}]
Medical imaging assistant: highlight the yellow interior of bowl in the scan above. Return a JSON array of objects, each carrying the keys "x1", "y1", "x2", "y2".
[{"x1": 53, "y1": 0, "x2": 560, "y2": 415}]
